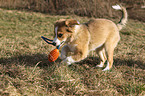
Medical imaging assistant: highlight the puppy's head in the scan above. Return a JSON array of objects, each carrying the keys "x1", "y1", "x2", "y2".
[{"x1": 53, "y1": 19, "x2": 80, "y2": 47}]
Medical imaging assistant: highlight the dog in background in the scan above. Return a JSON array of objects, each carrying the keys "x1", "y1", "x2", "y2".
[{"x1": 52, "y1": 5, "x2": 128, "y2": 71}]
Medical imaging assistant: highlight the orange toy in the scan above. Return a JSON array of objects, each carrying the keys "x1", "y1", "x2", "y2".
[
  {"x1": 41, "y1": 36, "x2": 62, "y2": 62},
  {"x1": 48, "y1": 49, "x2": 59, "y2": 62}
]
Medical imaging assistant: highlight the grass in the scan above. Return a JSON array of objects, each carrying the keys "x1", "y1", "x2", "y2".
[{"x1": 0, "y1": 8, "x2": 145, "y2": 96}]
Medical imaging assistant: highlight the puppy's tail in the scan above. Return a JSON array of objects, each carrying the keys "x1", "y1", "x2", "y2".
[{"x1": 112, "y1": 5, "x2": 128, "y2": 31}]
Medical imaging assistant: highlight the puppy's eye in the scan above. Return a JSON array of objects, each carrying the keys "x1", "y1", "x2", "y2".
[
  {"x1": 66, "y1": 29, "x2": 71, "y2": 32},
  {"x1": 58, "y1": 33, "x2": 63, "y2": 38}
]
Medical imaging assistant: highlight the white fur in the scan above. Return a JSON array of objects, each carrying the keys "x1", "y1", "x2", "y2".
[
  {"x1": 97, "y1": 62, "x2": 104, "y2": 68},
  {"x1": 77, "y1": 21, "x2": 80, "y2": 24},
  {"x1": 112, "y1": 5, "x2": 121, "y2": 10},
  {"x1": 74, "y1": 25, "x2": 80, "y2": 33},
  {"x1": 54, "y1": 38, "x2": 61, "y2": 46},
  {"x1": 64, "y1": 56, "x2": 75, "y2": 65},
  {"x1": 96, "y1": 51, "x2": 105, "y2": 67},
  {"x1": 53, "y1": 27, "x2": 61, "y2": 46},
  {"x1": 102, "y1": 62, "x2": 110, "y2": 71}
]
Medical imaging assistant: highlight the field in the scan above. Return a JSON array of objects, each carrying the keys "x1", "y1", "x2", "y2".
[{"x1": 0, "y1": 8, "x2": 145, "y2": 96}]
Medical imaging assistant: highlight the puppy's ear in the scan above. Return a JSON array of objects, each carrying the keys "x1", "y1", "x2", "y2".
[
  {"x1": 55, "y1": 19, "x2": 66, "y2": 26},
  {"x1": 65, "y1": 19, "x2": 80, "y2": 27}
]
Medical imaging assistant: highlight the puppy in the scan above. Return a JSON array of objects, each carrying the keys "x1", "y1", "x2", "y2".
[{"x1": 52, "y1": 5, "x2": 128, "y2": 71}]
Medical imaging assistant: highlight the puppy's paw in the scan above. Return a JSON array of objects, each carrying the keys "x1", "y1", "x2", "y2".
[
  {"x1": 96, "y1": 62, "x2": 104, "y2": 68},
  {"x1": 67, "y1": 62, "x2": 72, "y2": 65},
  {"x1": 102, "y1": 66, "x2": 110, "y2": 71},
  {"x1": 96, "y1": 65, "x2": 103, "y2": 68},
  {"x1": 63, "y1": 56, "x2": 75, "y2": 65}
]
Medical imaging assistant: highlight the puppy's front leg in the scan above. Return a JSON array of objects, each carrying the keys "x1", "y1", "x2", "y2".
[
  {"x1": 60, "y1": 45, "x2": 76, "y2": 65},
  {"x1": 64, "y1": 47, "x2": 88, "y2": 65},
  {"x1": 60, "y1": 45, "x2": 71, "y2": 60},
  {"x1": 61, "y1": 46, "x2": 76, "y2": 65},
  {"x1": 64, "y1": 56, "x2": 76, "y2": 65}
]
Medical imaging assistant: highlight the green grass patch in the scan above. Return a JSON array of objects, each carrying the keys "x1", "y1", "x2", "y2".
[{"x1": 0, "y1": 9, "x2": 145, "y2": 96}]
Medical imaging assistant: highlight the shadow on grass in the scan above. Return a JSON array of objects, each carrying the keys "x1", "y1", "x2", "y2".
[
  {"x1": 0, "y1": 54, "x2": 53, "y2": 68},
  {"x1": 72, "y1": 56, "x2": 145, "y2": 70},
  {"x1": 0, "y1": 54, "x2": 144, "y2": 70}
]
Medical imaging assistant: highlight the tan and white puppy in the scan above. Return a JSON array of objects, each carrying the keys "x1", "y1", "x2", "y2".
[{"x1": 53, "y1": 5, "x2": 128, "y2": 71}]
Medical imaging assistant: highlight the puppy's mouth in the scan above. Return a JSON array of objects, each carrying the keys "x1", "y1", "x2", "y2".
[
  {"x1": 55, "y1": 41, "x2": 65, "y2": 49},
  {"x1": 52, "y1": 37, "x2": 66, "y2": 49}
]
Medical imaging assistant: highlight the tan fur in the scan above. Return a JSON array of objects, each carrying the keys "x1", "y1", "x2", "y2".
[
  {"x1": 53, "y1": 5, "x2": 128, "y2": 71},
  {"x1": 117, "y1": 5, "x2": 128, "y2": 30}
]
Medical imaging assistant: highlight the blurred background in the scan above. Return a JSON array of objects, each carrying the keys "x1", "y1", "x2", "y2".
[{"x1": 0, "y1": 0, "x2": 144, "y2": 21}]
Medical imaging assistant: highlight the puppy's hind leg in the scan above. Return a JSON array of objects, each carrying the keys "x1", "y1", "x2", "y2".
[
  {"x1": 96, "y1": 48, "x2": 107, "y2": 68},
  {"x1": 102, "y1": 37, "x2": 120, "y2": 71},
  {"x1": 102, "y1": 48, "x2": 114, "y2": 71}
]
